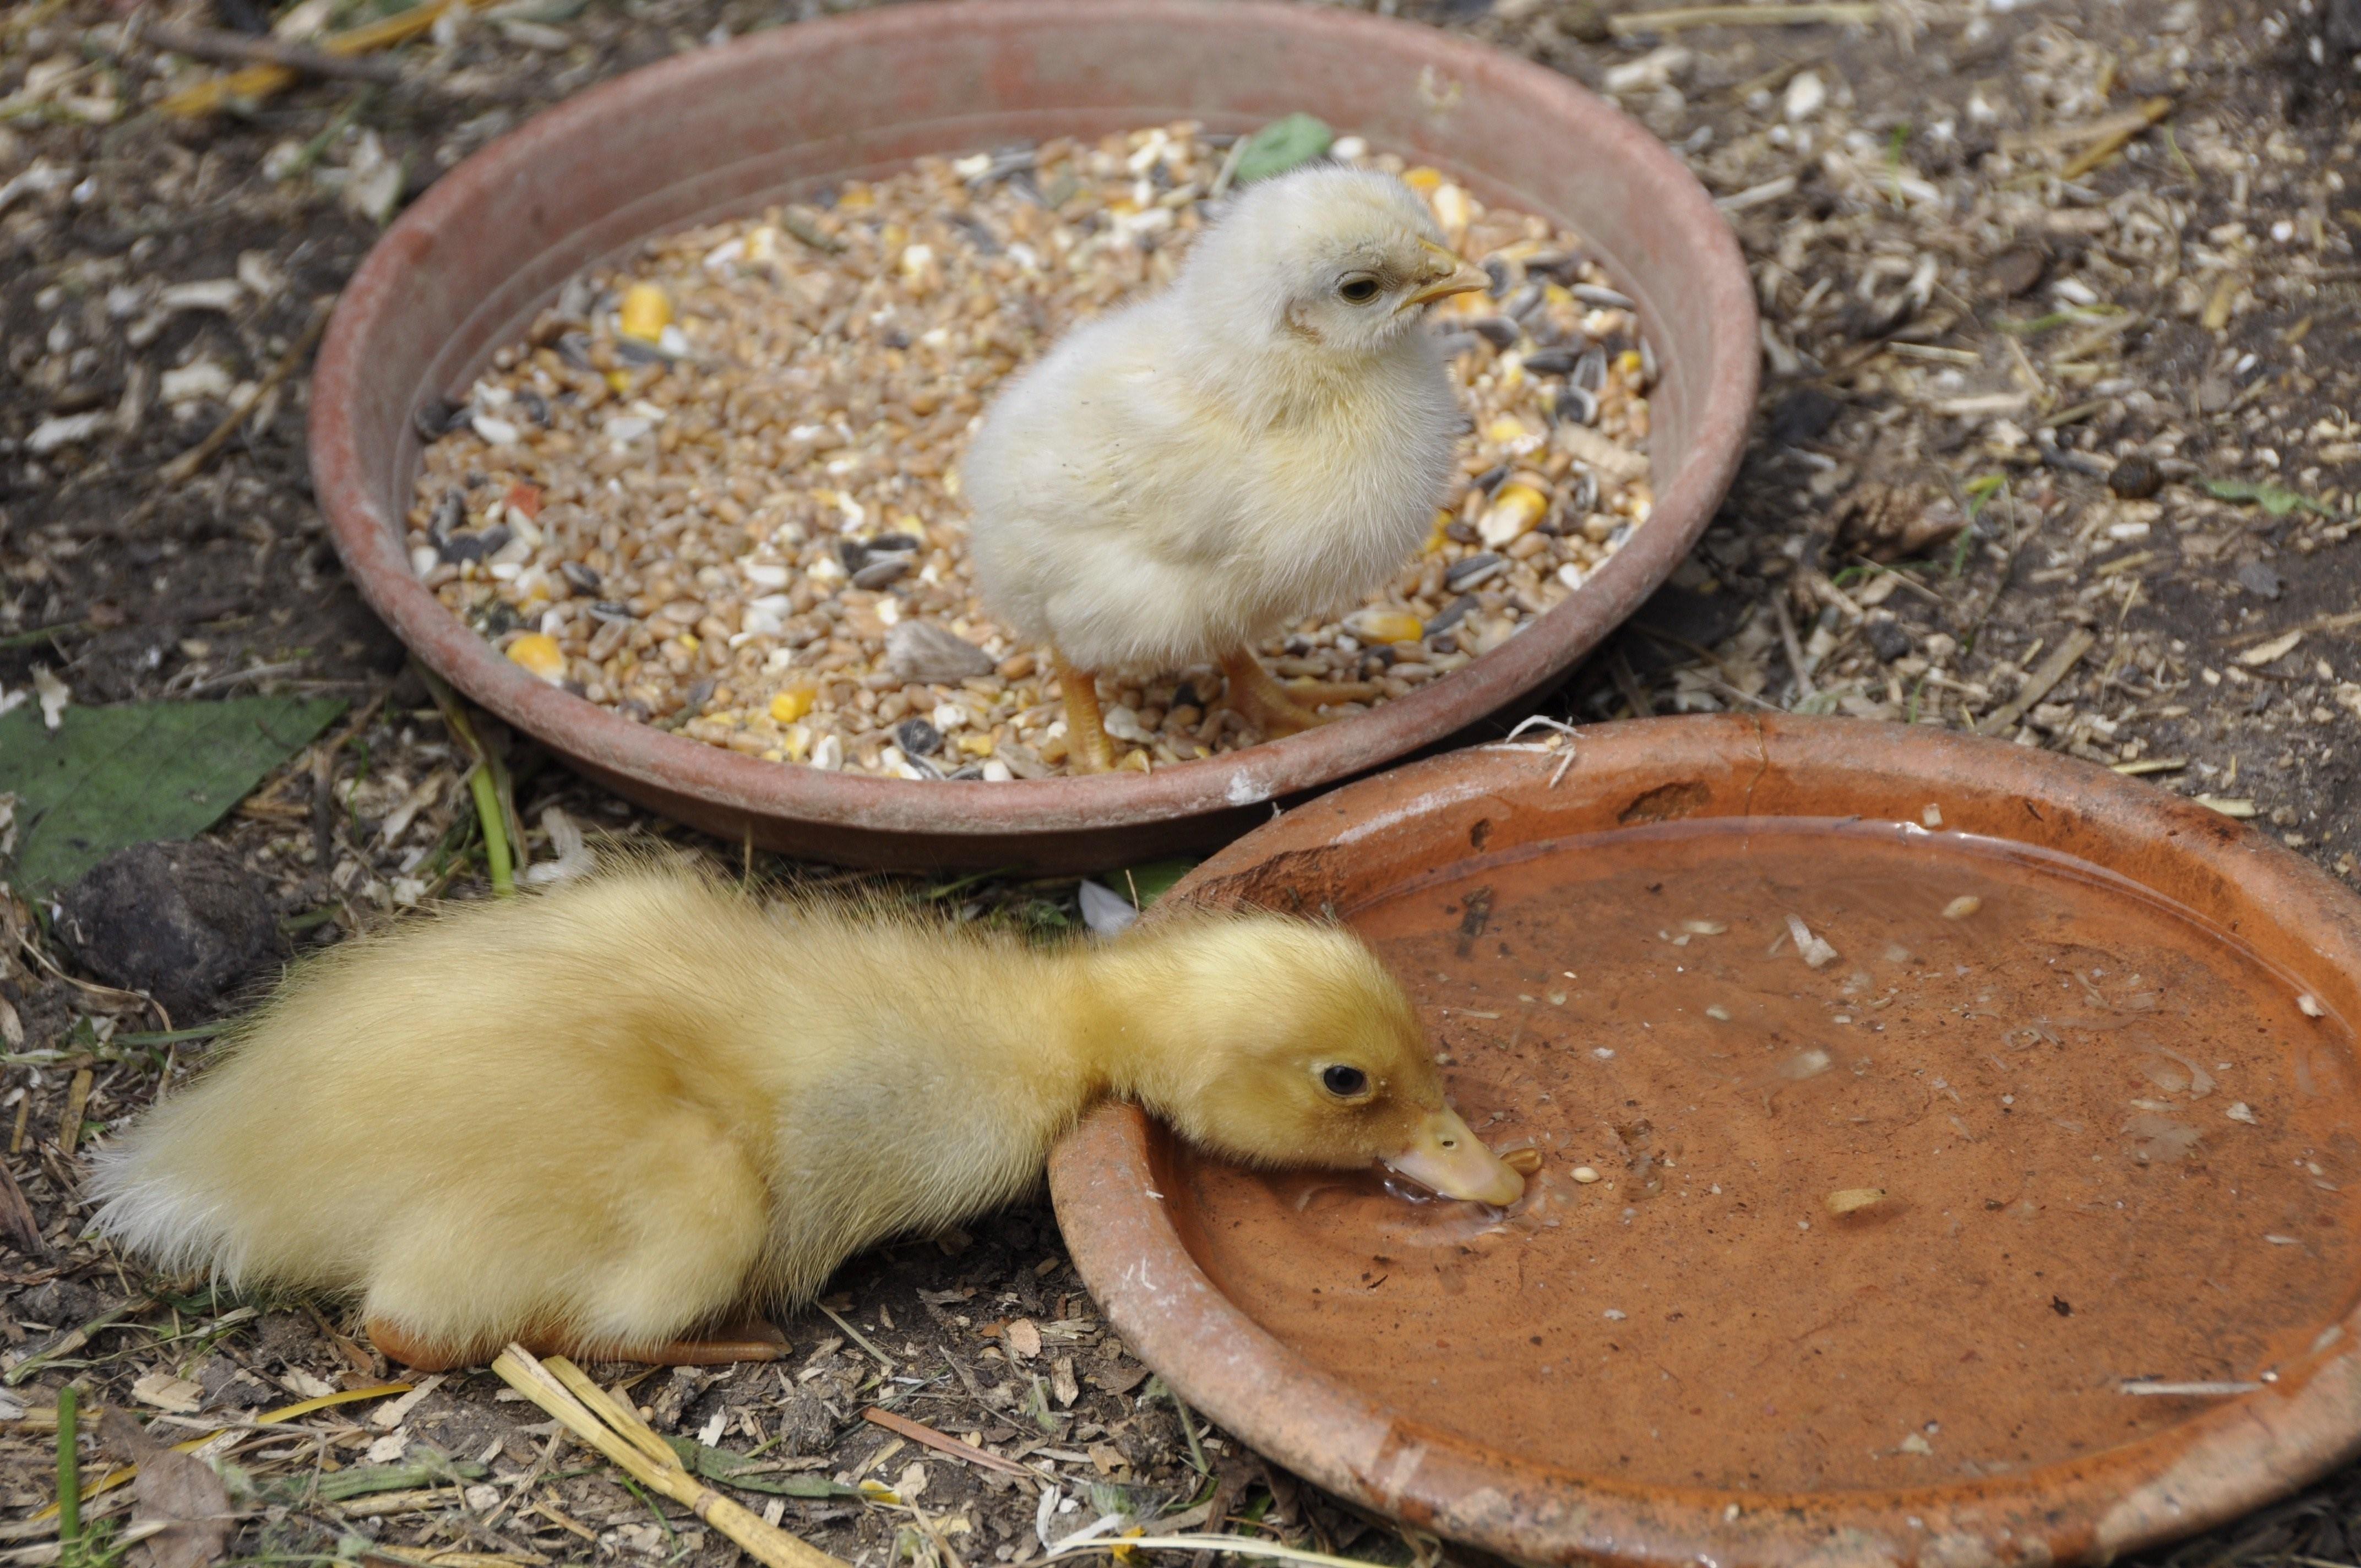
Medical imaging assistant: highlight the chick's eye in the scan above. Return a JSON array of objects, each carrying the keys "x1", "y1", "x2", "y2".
[
  {"x1": 1320, "y1": 1064, "x2": 1371, "y2": 1098},
  {"x1": 1337, "y1": 276, "x2": 1382, "y2": 304}
]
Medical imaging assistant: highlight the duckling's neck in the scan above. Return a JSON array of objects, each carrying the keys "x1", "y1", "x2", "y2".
[{"x1": 1063, "y1": 929, "x2": 1246, "y2": 1119}]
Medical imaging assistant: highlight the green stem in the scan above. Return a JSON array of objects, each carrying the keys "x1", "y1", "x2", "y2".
[
  {"x1": 1172, "y1": 1390, "x2": 1211, "y2": 1477},
  {"x1": 56, "y1": 1384, "x2": 79, "y2": 1544},
  {"x1": 469, "y1": 765, "x2": 514, "y2": 896}
]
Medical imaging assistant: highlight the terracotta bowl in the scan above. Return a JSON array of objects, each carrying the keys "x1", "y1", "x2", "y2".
[
  {"x1": 307, "y1": 0, "x2": 1757, "y2": 872},
  {"x1": 1048, "y1": 713, "x2": 2361, "y2": 1568}
]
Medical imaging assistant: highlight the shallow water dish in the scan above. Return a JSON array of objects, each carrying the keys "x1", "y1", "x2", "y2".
[
  {"x1": 308, "y1": 0, "x2": 1756, "y2": 871},
  {"x1": 1048, "y1": 714, "x2": 2361, "y2": 1568}
]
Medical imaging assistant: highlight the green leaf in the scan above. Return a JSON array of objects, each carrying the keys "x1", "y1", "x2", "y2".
[
  {"x1": 301, "y1": 1456, "x2": 487, "y2": 1503},
  {"x1": 1232, "y1": 113, "x2": 1334, "y2": 185},
  {"x1": 1114, "y1": 859, "x2": 1197, "y2": 908},
  {"x1": 2200, "y1": 478, "x2": 2335, "y2": 518},
  {"x1": 0, "y1": 695, "x2": 346, "y2": 900},
  {"x1": 662, "y1": 1437, "x2": 860, "y2": 1498}
]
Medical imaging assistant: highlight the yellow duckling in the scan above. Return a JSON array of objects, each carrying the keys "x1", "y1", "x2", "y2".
[{"x1": 91, "y1": 865, "x2": 1520, "y2": 1371}]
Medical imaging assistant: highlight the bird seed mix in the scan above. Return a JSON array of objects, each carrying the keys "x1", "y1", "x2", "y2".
[{"x1": 409, "y1": 122, "x2": 1658, "y2": 780}]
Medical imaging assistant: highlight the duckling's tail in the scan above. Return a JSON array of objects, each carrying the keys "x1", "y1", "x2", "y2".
[{"x1": 86, "y1": 1050, "x2": 289, "y2": 1288}]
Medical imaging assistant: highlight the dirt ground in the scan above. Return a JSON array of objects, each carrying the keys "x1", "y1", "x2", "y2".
[{"x1": 2, "y1": 0, "x2": 2359, "y2": 1562}]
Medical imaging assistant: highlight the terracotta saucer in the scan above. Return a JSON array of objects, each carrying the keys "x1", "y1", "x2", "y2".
[{"x1": 1049, "y1": 714, "x2": 2361, "y2": 1568}]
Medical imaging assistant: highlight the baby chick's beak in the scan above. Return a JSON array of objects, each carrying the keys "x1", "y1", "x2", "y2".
[
  {"x1": 1385, "y1": 1107, "x2": 1526, "y2": 1206},
  {"x1": 1402, "y1": 241, "x2": 1488, "y2": 312}
]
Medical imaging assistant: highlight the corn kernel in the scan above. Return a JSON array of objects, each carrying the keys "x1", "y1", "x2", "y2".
[
  {"x1": 1345, "y1": 608, "x2": 1426, "y2": 646},
  {"x1": 1433, "y1": 183, "x2": 1472, "y2": 234},
  {"x1": 1484, "y1": 415, "x2": 1531, "y2": 446},
  {"x1": 1402, "y1": 166, "x2": 1445, "y2": 193},
  {"x1": 505, "y1": 633, "x2": 564, "y2": 682},
  {"x1": 678, "y1": 633, "x2": 700, "y2": 652},
  {"x1": 1477, "y1": 482, "x2": 1549, "y2": 548},
  {"x1": 769, "y1": 685, "x2": 815, "y2": 724},
  {"x1": 1615, "y1": 349, "x2": 1644, "y2": 377},
  {"x1": 603, "y1": 369, "x2": 631, "y2": 394},
  {"x1": 619, "y1": 283, "x2": 671, "y2": 342},
  {"x1": 1424, "y1": 509, "x2": 1454, "y2": 556},
  {"x1": 958, "y1": 732, "x2": 995, "y2": 758}
]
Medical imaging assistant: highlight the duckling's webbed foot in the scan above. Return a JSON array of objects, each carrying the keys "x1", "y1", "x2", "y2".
[
  {"x1": 1218, "y1": 650, "x2": 1378, "y2": 738},
  {"x1": 1052, "y1": 646, "x2": 1118, "y2": 772}
]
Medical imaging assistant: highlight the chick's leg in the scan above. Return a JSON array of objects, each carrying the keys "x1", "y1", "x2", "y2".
[
  {"x1": 1218, "y1": 650, "x2": 1380, "y2": 738},
  {"x1": 1052, "y1": 646, "x2": 1117, "y2": 773}
]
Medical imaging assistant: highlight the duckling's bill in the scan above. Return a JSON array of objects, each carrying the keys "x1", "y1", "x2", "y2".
[{"x1": 1385, "y1": 1106, "x2": 1525, "y2": 1206}]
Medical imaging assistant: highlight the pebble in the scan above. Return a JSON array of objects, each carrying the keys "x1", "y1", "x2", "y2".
[
  {"x1": 1784, "y1": 70, "x2": 1828, "y2": 122},
  {"x1": 55, "y1": 842, "x2": 276, "y2": 1018},
  {"x1": 2108, "y1": 453, "x2": 2163, "y2": 499}
]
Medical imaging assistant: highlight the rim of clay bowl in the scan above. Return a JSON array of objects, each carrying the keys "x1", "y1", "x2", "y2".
[
  {"x1": 1048, "y1": 712, "x2": 2361, "y2": 1568},
  {"x1": 308, "y1": 0, "x2": 1759, "y2": 870}
]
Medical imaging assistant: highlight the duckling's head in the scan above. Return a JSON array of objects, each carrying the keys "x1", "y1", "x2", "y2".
[
  {"x1": 1103, "y1": 912, "x2": 1523, "y2": 1206},
  {"x1": 1178, "y1": 166, "x2": 1489, "y2": 360}
]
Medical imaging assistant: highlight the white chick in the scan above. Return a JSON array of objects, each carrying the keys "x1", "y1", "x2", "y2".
[{"x1": 963, "y1": 165, "x2": 1485, "y2": 771}]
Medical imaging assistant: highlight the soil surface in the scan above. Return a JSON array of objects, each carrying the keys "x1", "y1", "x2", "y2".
[{"x1": 2, "y1": 0, "x2": 2358, "y2": 1562}]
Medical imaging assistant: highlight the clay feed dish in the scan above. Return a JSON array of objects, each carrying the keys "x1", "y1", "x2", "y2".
[
  {"x1": 1048, "y1": 714, "x2": 2361, "y2": 1568},
  {"x1": 308, "y1": 0, "x2": 1756, "y2": 872}
]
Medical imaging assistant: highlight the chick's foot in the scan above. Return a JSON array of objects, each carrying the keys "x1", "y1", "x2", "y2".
[
  {"x1": 1052, "y1": 647, "x2": 1118, "y2": 772},
  {"x1": 366, "y1": 1313, "x2": 789, "y2": 1371},
  {"x1": 1218, "y1": 651, "x2": 1378, "y2": 738}
]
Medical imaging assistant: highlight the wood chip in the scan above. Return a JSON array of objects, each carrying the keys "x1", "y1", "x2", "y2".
[
  {"x1": 2235, "y1": 629, "x2": 2303, "y2": 666},
  {"x1": 861, "y1": 1407, "x2": 1036, "y2": 1479},
  {"x1": 1974, "y1": 627, "x2": 2095, "y2": 736}
]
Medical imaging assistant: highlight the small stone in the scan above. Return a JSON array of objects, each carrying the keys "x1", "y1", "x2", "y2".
[
  {"x1": 895, "y1": 716, "x2": 944, "y2": 756},
  {"x1": 1767, "y1": 386, "x2": 1842, "y2": 445},
  {"x1": 56, "y1": 842, "x2": 277, "y2": 1018},
  {"x1": 1863, "y1": 616, "x2": 1912, "y2": 662},
  {"x1": 1988, "y1": 244, "x2": 2048, "y2": 299},
  {"x1": 2108, "y1": 454, "x2": 2163, "y2": 499},
  {"x1": 2235, "y1": 560, "x2": 2284, "y2": 600},
  {"x1": 884, "y1": 622, "x2": 994, "y2": 684},
  {"x1": 1783, "y1": 70, "x2": 1827, "y2": 122}
]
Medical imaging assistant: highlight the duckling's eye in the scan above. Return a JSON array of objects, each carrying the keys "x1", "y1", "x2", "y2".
[
  {"x1": 1320, "y1": 1064, "x2": 1371, "y2": 1098},
  {"x1": 1337, "y1": 276, "x2": 1383, "y2": 305}
]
